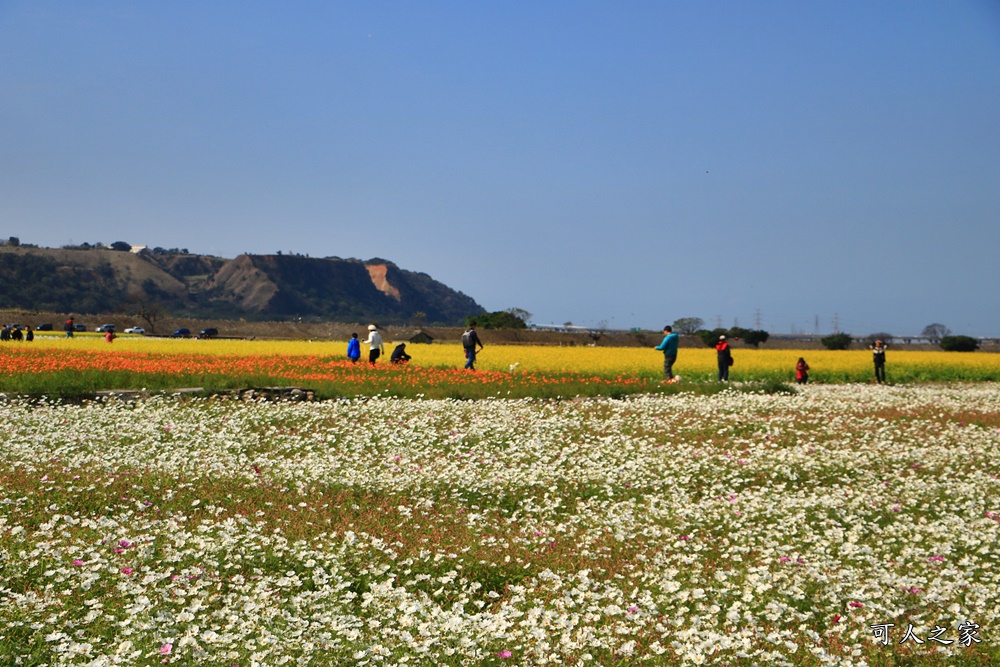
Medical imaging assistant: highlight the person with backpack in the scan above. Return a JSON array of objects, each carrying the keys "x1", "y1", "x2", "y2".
[
  {"x1": 715, "y1": 335, "x2": 732, "y2": 382},
  {"x1": 462, "y1": 321, "x2": 484, "y2": 370}
]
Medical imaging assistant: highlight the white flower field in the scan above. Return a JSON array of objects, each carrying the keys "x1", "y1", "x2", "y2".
[{"x1": 1, "y1": 384, "x2": 998, "y2": 665}]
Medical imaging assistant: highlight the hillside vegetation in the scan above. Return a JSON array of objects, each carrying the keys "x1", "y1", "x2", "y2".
[{"x1": 0, "y1": 245, "x2": 483, "y2": 325}]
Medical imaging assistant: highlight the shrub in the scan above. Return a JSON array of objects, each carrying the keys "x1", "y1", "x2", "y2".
[
  {"x1": 821, "y1": 333, "x2": 853, "y2": 350},
  {"x1": 939, "y1": 335, "x2": 979, "y2": 352},
  {"x1": 696, "y1": 328, "x2": 728, "y2": 347}
]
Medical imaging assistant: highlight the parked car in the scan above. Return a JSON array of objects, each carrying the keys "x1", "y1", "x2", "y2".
[
  {"x1": 95, "y1": 324, "x2": 117, "y2": 333},
  {"x1": 73, "y1": 324, "x2": 87, "y2": 332},
  {"x1": 172, "y1": 328, "x2": 191, "y2": 337},
  {"x1": 124, "y1": 326, "x2": 146, "y2": 334},
  {"x1": 197, "y1": 327, "x2": 219, "y2": 339},
  {"x1": 35, "y1": 323, "x2": 53, "y2": 331}
]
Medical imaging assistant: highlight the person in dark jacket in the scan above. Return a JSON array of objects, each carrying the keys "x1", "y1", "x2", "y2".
[
  {"x1": 390, "y1": 343, "x2": 412, "y2": 364},
  {"x1": 462, "y1": 322, "x2": 484, "y2": 370},
  {"x1": 871, "y1": 340, "x2": 887, "y2": 384},
  {"x1": 715, "y1": 335, "x2": 732, "y2": 382}
]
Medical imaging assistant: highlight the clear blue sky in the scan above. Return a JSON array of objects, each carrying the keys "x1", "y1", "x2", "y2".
[{"x1": 3, "y1": 2, "x2": 999, "y2": 336}]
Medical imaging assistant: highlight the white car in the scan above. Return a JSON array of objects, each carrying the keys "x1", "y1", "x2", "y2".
[{"x1": 124, "y1": 327, "x2": 146, "y2": 334}]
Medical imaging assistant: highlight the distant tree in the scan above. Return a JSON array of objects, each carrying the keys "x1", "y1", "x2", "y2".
[
  {"x1": 673, "y1": 317, "x2": 704, "y2": 336},
  {"x1": 110, "y1": 241, "x2": 132, "y2": 251},
  {"x1": 472, "y1": 311, "x2": 528, "y2": 330},
  {"x1": 939, "y1": 335, "x2": 979, "y2": 352},
  {"x1": 725, "y1": 326, "x2": 769, "y2": 348},
  {"x1": 821, "y1": 332, "x2": 853, "y2": 350},
  {"x1": 696, "y1": 328, "x2": 728, "y2": 347},
  {"x1": 865, "y1": 332, "x2": 894, "y2": 346},
  {"x1": 130, "y1": 295, "x2": 166, "y2": 334},
  {"x1": 741, "y1": 329, "x2": 770, "y2": 348},
  {"x1": 410, "y1": 311, "x2": 427, "y2": 327},
  {"x1": 505, "y1": 308, "x2": 533, "y2": 325},
  {"x1": 7, "y1": 237, "x2": 19, "y2": 247},
  {"x1": 921, "y1": 323, "x2": 951, "y2": 343}
]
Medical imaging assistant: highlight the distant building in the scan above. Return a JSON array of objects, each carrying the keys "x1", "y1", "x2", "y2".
[{"x1": 399, "y1": 330, "x2": 434, "y2": 344}]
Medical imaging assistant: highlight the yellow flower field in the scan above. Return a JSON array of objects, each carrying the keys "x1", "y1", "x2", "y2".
[{"x1": 22, "y1": 334, "x2": 1000, "y2": 383}]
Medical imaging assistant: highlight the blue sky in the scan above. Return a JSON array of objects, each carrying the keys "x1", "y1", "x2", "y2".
[{"x1": 3, "y1": 2, "x2": 999, "y2": 336}]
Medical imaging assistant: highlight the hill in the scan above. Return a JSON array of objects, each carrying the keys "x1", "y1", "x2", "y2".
[{"x1": 0, "y1": 244, "x2": 484, "y2": 325}]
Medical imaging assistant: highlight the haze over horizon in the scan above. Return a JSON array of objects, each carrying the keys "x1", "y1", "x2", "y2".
[{"x1": 3, "y1": 2, "x2": 999, "y2": 337}]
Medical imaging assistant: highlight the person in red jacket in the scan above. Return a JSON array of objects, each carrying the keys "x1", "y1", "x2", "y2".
[
  {"x1": 716, "y1": 335, "x2": 732, "y2": 382},
  {"x1": 795, "y1": 357, "x2": 810, "y2": 384}
]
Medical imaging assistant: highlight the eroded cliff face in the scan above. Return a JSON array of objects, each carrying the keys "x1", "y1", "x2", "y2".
[
  {"x1": 366, "y1": 263, "x2": 401, "y2": 301},
  {"x1": 199, "y1": 254, "x2": 483, "y2": 324}
]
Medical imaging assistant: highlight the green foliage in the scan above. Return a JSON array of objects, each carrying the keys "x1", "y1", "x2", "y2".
[
  {"x1": 672, "y1": 317, "x2": 703, "y2": 335},
  {"x1": 727, "y1": 327, "x2": 769, "y2": 348},
  {"x1": 740, "y1": 329, "x2": 770, "y2": 348},
  {"x1": 821, "y1": 333, "x2": 853, "y2": 350},
  {"x1": 939, "y1": 335, "x2": 980, "y2": 352},
  {"x1": 470, "y1": 311, "x2": 527, "y2": 329},
  {"x1": 696, "y1": 328, "x2": 728, "y2": 347}
]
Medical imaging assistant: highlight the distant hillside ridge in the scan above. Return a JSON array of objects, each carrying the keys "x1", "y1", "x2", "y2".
[{"x1": 0, "y1": 244, "x2": 484, "y2": 325}]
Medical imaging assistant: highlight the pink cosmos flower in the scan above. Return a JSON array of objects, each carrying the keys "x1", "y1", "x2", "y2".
[
  {"x1": 72, "y1": 559, "x2": 84, "y2": 566},
  {"x1": 121, "y1": 567, "x2": 134, "y2": 575},
  {"x1": 160, "y1": 643, "x2": 172, "y2": 655},
  {"x1": 848, "y1": 601, "x2": 864, "y2": 608},
  {"x1": 497, "y1": 650, "x2": 512, "y2": 658}
]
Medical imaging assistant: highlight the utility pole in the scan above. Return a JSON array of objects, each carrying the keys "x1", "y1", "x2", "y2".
[
  {"x1": 754, "y1": 309, "x2": 761, "y2": 330},
  {"x1": 833, "y1": 313, "x2": 840, "y2": 334}
]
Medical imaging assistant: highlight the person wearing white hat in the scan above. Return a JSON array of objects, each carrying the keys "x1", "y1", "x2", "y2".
[
  {"x1": 364, "y1": 324, "x2": 384, "y2": 365},
  {"x1": 716, "y1": 335, "x2": 732, "y2": 382}
]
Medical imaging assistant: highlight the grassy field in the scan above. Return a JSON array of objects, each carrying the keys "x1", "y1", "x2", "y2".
[{"x1": 1, "y1": 384, "x2": 998, "y2": 665}]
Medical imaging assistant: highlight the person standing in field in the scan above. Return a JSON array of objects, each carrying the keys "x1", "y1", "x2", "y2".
[
  {"x1": 462, "y1": 321, "x2": 484, "y2": 370},
  {"x1": 24, "y1": 325, "x2": 33, "y2": 342},
  {"x1": 871, "y1": 339, "x2": 887, "y2": 384},
  {"x1": 655, "y1": 325, "x2": 680, "y2": 382},
  {"x1": 364, "y1": 325, "x2": 384, "y2": 365},
  {"x1": 346, "y1": 332, "x2": 361, "y2": 363},
  {"x1": 65, "y1": 317, "x2": 75, "y2": 338},
  {"x1": 715, "y1": 335, "x2": 732, "y2": 382},
  {"x1": 105, "y1": 329, "x2": 116, "y2": 343},
  {"x1": 795, "y1": 357, "x2": 810, "y2": 384}
]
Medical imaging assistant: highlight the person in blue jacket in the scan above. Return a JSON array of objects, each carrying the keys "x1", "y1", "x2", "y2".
[
  {"x1": 346, "y1": 333, "x2": 361, "y2": 363},
  {"x1": 655, "y1": 325, "x2": 680, "y2": 382}
]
